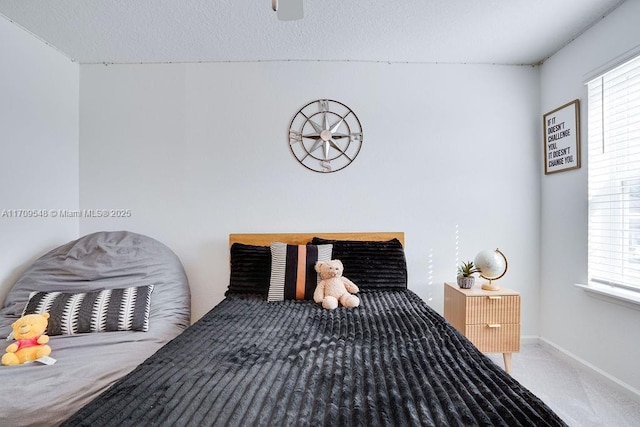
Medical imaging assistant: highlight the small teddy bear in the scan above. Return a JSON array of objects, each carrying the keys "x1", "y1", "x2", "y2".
[
  {"x1": 2, "y1": 312, "x2": 52, "y2": 366},
  {"x1": 314, "y1": 259, "x2": 360, "y2": 309}
]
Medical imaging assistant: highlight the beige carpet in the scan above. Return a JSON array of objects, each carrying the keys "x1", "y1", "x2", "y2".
[{"x1": 485, "y1": 343, "x2": 640, "y2": 426}]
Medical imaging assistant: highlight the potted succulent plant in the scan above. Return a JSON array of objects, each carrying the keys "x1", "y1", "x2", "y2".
[{"x1": 456, "y1": 261, "x2": 478, "y2": 289}]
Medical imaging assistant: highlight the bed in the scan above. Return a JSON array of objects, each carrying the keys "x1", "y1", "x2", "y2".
[
  {"x1": 62, "y1": 232, "x2": 566, "y2": 426},
  {"x1": 0, "y1": 231, "x2": 191, "y2": 427}
]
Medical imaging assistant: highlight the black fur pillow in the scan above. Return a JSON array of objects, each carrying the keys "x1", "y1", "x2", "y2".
[
  {"x1": 227, "y1": 243, "x2": 271, "y2": 296},
  {"x1": 310, "y1": 238, "x2": 407, "y2": 289}
]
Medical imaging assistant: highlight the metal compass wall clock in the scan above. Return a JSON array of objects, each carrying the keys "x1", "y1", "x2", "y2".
[{"x1": 288, "y1": 99, "x2": 363, "y2": 173}]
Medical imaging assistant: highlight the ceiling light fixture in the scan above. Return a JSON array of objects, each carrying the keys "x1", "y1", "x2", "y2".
[{"x1": 272, "y1": 0, "x2": 304, "y2": 21}]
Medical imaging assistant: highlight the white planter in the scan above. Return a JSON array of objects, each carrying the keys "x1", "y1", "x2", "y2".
[{"x1": 457, "y1": 276, "x2": 475, "y2": 289}]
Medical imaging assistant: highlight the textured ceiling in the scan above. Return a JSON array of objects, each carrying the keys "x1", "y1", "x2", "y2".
[{"x1": 0, "y1": 0, "x2": 626, "y2": 65}]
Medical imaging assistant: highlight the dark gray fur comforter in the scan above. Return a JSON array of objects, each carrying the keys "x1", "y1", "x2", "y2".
[{"x1": 64, "y1": 290, "x2": 566, "y2": 426}]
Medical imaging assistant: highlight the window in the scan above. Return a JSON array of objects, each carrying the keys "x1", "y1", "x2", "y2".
[{"x1": 587, "y1": 54, "x2": 640, "y2": 295}]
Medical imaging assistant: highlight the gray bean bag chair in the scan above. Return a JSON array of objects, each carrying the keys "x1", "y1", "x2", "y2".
[{"x1": 0, "y1": 231, "x2": 191, "y2": 427}]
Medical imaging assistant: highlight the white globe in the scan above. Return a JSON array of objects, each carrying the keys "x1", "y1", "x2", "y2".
[{"x1": 474, "y1": 249, "x2": 507, "y2": 279}]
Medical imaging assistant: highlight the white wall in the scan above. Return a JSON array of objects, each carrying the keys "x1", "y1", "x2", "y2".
[
  {"x1": 3, "y1": 0, "x2": 636, "y2": 395},
  {"x1": 540, "y1": 0, "x2": 640, "y2": 393},
  {"x1": 79, "y1": 61, "x2": 542, "y2": 326},
  {"x1": 0, "y1": 18, "x2": 79, "y2": 304}
]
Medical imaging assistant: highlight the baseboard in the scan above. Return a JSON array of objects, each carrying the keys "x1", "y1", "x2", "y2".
[
  {"x1": 520, "y1": 335, "x2": 540, "y2": 345},
  {"x1": 537, "y1": 337, "x2": 640, "y2": 401}
]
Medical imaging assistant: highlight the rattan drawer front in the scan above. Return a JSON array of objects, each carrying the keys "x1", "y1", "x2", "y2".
[
  {"x1": 466, "y1": 295, "x2": 520, "y2": 324},
  {"x1": 465, "y1": 323, "x2": 521, "y2": 353}
]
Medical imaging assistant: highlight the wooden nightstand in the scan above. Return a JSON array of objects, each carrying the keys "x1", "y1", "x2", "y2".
[{"x1": 444, "y1": 281, "x2": 520, "y2": 373}]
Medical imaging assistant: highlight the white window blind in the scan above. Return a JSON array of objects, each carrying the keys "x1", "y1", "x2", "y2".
[{"x1": 587, "y1": 54, "x2": 640, "y2": 292}]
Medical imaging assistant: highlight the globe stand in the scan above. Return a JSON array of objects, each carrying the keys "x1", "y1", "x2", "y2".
[{"x1": 481, "y1": 279, "x2": 500, "y2": 291}]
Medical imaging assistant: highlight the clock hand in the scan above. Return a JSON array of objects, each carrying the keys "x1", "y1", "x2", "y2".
[
  {"x1": 302, "y1": 132, "x2": 320, "y2": 139},
  {"x1": 305, "y1": 118, "x2": 324, "y2": 134},
  {"x1": 324, "y1": 140, "x2": 331, "y2": 160},
  {"x1": 307, "y1": 138, "x2": 324, "y2": 154},
  {"x1": 328, "y1": 139, "x2": 353, "y2": 161},
  {"x1": 330, "y1": 118, "x2": 344, "y2": 133},
  {"x1": 323, "y1": 111, "x2": 330, "y2": 133},
  {"x1": 329, "y1": 132, "x2": 349, "y2": 139}
]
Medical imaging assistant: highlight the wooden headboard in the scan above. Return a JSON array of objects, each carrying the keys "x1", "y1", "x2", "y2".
[{"x1": 228, "y1": 232, "x2": 404, "y2": 247}]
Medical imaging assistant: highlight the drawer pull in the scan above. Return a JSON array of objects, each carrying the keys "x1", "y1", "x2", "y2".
[
  {"x1": 487, "y1": 324, "x2": 502, "y2": 328},
  {"x1": 487, "y1": 296, "x2": 502, "y2": 300}
]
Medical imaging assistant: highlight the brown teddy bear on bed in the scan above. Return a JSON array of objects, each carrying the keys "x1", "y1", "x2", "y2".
[{"x1": 314, "y1": 260, "x2": 360, "y2": 309}]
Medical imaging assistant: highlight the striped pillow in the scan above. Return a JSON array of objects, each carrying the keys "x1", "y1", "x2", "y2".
[
  {"x1": 22, "y1": 285, "x2": 154, "y2": 336},
  {"x1": 268, "y1": 242, "x2": 332, "y2": 301}
]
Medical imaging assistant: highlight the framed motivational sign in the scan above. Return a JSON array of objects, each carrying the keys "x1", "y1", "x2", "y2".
[{"x1": 543, "y1": 99, "x2": 581, "y2": 174}]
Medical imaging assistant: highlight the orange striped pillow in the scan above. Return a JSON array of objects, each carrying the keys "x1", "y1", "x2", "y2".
[{"x1": 268, "y1": 242, "x2": 332, "y2": 301}]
